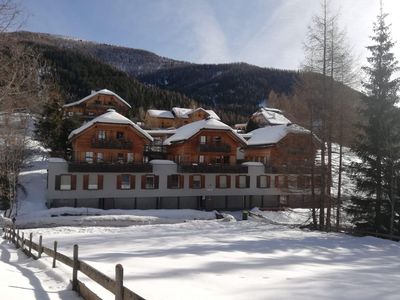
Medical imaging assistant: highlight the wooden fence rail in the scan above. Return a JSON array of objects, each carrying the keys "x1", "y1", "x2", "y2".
[{"x1": 2, "y1": 226, "x2": 145, "y2": 300}]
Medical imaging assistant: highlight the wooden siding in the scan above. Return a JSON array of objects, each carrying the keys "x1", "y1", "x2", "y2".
[
  {"x1": 71, "y1": 123, "x2": 150, "y2": 163},
  {"x1": 64, "y1": 93, "x2": 130, "y2": 118},
  {"x1": 167, "y1": 129, "x2": 243, "y2": 165}
]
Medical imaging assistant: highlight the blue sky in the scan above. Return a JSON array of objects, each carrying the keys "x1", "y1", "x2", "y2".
[{"x1": 19, "y1": 0, "x2": 400, "y2": 70}]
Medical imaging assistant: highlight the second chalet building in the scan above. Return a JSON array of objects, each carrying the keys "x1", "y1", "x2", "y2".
[{"x1": 47, "y1": 105, "x2": 321, "y2": 210}]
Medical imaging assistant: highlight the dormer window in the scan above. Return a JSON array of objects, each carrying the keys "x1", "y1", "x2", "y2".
[{"x1": 200, "y1": 136, "x2": 207, "y2": 144}]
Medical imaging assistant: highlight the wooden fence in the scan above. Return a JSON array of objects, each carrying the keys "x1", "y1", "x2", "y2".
[{"x1": 2, "y1": 226, "x2": 146, "y2": 300}]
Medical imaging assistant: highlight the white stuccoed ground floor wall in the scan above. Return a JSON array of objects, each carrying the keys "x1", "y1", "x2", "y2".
[{"x1": 47, "y1": 159, "x2": 317, "y2": 211}]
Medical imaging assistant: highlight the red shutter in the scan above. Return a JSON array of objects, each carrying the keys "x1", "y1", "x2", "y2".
[
  {"x1": 246, "y1": 176, "x2": 250, "y2": 188},
  {"x1": 154, "y1": 176, "x2": 159, "y2": 189},
  {"x1": 284, "y1": 176, "x2": 288, "y2": 188},
  {"x1": 227, "y1": 176, "x2": 231, "y2": 188},
  {"x1": 130, "y1": 175, "x2": 135, "y2": 189},
  {"x1": 189, "y1": 175, "x2": 194, "y2": 188},
  {"x1": 201, "y1": 175, "x2": 205, "y2": 188},
  {"x1": 167, "y1": 175, "x2": 172, "y2": 188},
  {"x1": 71, "y1": 175, "x2": 77, "y2": 190},
  {"x1": 98, "y1": 175, "x2": 104, "y2": 190},
  {"x1": 141, "y1": 175, "x2": 146, "y2": 189},
  {"x1": 117, "y1": 175, "x2": 122, "y2": 190},
  {"x1": 275, "y1": 176, "x2": 279, "y2": 188},
  {"x1": 83, "y1": 175, "x2": 89, "y2": 190},
  {"x1": 55, "y1": 175, "x2": 61, "y2": 190},
  {"x1": 180, "y1": 175, "x2": 184, "y2": 189},
  {"x1": 216, "y1": 175, "x2": 220, "y2": 188},
  {"x1": 267, "y1": 176, "x2": 271, "y2": 188},
  {"x1": 256, "y1": 176, "x2": 260, "y2": 188},
  {"x1": 235, "y1": 175, "x2": 240, "y2": 188}
]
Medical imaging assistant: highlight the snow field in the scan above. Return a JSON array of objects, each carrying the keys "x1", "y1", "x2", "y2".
[{"x1": 22, "y1": 220, "x2": 400, "y2": 300}]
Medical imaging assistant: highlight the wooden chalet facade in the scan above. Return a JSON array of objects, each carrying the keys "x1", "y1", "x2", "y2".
[
  {"x1": 244, "y1": 124, "x2": 319, "y2": 173},
  {"x1": 163, "y1": 118, "x2": 246, "y2": 167},
  {"x1": 68, "y1": 109, "x2": 153, "y2": 169},
  {"x1": 63, "y1": 89, "x2": 131, "y2": 120}
]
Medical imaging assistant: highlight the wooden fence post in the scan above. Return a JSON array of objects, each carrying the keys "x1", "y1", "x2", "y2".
[
  {"x1": 72, "y1": 245, "x2": 78, "y2": 291},
  {"x1": 38, "y1": 235, "x2": 43, "y2": 258},
  {"x1": 21, "y1": 232, "x2": 25, "y2": 249},
  {"x1": 53, "y1": 241, "x2": 58, "y2": 268},
  {"x1": 12, "y1": 227, "x2": 15, "y2": 244},
  {"x1": 28, "y1": 233, "x2": 33, "y2": 257},
  {"x1": 16, "y1": 229, "x2": 20, "y2": 249},
  {"x1": 115, "y1": 264, "x2": 123, "y2": 300}
]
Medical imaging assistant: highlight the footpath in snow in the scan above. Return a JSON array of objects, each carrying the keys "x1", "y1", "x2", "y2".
[{"x1": 0, "y1": 238, "x2": 80, "y2": 300}]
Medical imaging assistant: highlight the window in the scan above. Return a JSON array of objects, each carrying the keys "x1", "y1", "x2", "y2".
[
  {"x1": 95, "y1": 100, "x2": 101, "y2": 105},
  {"x1": 279, "y1": 195, "x2": 288, "y2": 205},
  {"x1": 288, "y1": 176, "x2": 297, "y2": 189},
  {"x1": 216, "y1": 175, "x2": 230, "y2": 189},
  {"x1": 141, "y1": 175, "x2": 159, "y2": 189},
  {"x1": 236, "y1": 175, "x2": 250, "y2": 188},
  {"x1": 55, "y1": 175, "x2": 76, "y2": 191},
  {"x1": 116, "y1": 131, "x2": 124, "y2": 139},
  {"x1": 257, "y1": 175, "x2": 271, "y2": 188},
  {"x1": 190, "y1": 175, "x2": 204, "y2": 189},
  {"x1": 199, "y1": 155, "x2": 204, "y2": 164},
  {"x1": 121, "y1": 174, "x2": 131, "y2": 189},
  {"x1": 127, "y1": 153, "x2": 134, "y2": 163},
  {"x1": 97, "y1": 152, "x2": 104, "y2": 162},
  {"x1": 98, "y1": 130, "x2": 106, "y2": 140},
  {"x1": 213, "y1": 136, "x2": 221, "y2": 144},
  {"x1": 117, "y1": 174, "x2": 135, "y2": 190},
  {"x1": 68, "y1": 111, "x2": 74, "y2": 116},
  {"x1": 83, "y1": 174, "x2": 103, "y2": 190},
  {"x1": 200, "y1": 135, "x2": 207, "y2": 144},
  {"x1": 168, "y1": 174, "x2": 184, "y2": 189},
  {"x1": 60, "y1": 175, "x2": 71, "y2": 190},
  {"x1": 117, "y1": 153, "x2": 124, "y2": 163},
  {"x1": 85, "y1": 152, "x2": 93, "y2": 163}
]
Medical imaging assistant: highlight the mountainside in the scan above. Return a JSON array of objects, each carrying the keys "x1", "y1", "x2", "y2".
[
  {"x1": 138, "y1": 63, "x2": 299, "y2": 117},
  {"x1": 7, "y1": 31, "x2": 301, "y2": 122}
]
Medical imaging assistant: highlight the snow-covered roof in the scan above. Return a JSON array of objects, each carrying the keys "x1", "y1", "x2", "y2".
[
  {"x1": 171, "y1": 107, "x2": 220, "y2": 120},
  {"x1": 48, "y1": 158, "x2": 67, "y2": 163},
  {"x1": 172, "y1": 107, "x2": 192, "y2": 119},
  {"x1": 246, "y1": 124, "x2": 311, "y2": 146},
  {"x1": 147, "y1": 109, "x2": 174, "y2": 119},
  {"x1": 68, "y1": 109, "x2": 153, "y2": 141},
  {"x1": 164, "y1": 118, "x2": 247, "y2": 145},
  {"x1": 145, "y1": 129, "x2": 177, "y2": 136},
  {"x1": 63, "y1": 89, "x2": 132, "y2": 109},
  {"x1": 253, "y1": 107, "x2": 291, "y2": 125}
]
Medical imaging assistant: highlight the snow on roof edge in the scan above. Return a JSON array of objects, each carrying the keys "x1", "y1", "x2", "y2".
[{"x1": 63, "y1": 89, "x2": 132, "y2": 109}]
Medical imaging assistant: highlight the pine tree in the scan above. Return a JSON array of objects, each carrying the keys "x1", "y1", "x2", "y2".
[{"x1": 348, "y1": 6, "x2": 400, "y2": 233}]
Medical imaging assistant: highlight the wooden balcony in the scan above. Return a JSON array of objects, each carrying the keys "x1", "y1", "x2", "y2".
[
  {"x1": 68, "y1": 161, "x2": 152, "y2": 173},
  {"x1": 178, "y1": 163, "x2": 248, "y2": 173},
  {"x1": 91, "y1": 138, "x2": 132, "y2": 150},
  {"x1": 199, "y1": 143, "x2": 231, "y2": 153}
]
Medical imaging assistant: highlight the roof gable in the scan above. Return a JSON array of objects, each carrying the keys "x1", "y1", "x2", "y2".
[
  {"x1": 63, "y1": 89, "x2": 132, "y2": 109},
  {"x1": 163, "y1": 118, "x2": 246, "y2": 145},
  {"x1": 68, "y1": 109, "x2": 153, "y2": 141}
]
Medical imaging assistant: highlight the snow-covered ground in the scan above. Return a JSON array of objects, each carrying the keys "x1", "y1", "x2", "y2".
[
  {"x1": 16, "y1": 219, "x2": 400, "y2": 300},
  {"x1": 0, "y1": 239, "x2": 80, "y2": 299}
]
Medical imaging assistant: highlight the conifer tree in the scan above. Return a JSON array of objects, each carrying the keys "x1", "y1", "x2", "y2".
[{"x1": 348, "y1": 6, "x2": 400, "y2": 233}]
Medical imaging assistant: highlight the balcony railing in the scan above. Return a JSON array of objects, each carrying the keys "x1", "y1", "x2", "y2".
[
  {"x1": 178, "y1": 163, "x2": 248, "y2": 173},
  {"x1": 91, "y1": 138, "x2": 132, "y2": 150},
  {"x1": 144, "y1": 144, "x2": 168, "y2": 154},
  {"x1": 68, "y1": 161, "x2": 152, "y2": 173},
  {"x1": 199, "y1": 143, "x2": 231, "y2": 153}
]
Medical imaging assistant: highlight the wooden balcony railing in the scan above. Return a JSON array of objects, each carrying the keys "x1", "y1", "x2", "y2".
[
  {"x1": 199, "y1": 143, "x2": 231, "y2": 153},
  {"x1": 68, "y1": 161, "x2": 152, "y2": 173},
  {"x1": 91, "y1": 138, "x2": 132, "y2": 150},
  {"x1": 178, "y1": 163, "x2": 248, "y2": 173}
]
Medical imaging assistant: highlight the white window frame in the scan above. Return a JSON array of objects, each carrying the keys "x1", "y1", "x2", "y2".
[
  {"x1": 85, "y1": 152, "x2": 93, "y2": 163},
  {"x1": 121, "y1": 174, "x2": 131, "y2": 190},
  {"x1": 60, "y1": 175, "x2": 71, "y2": 190}
]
